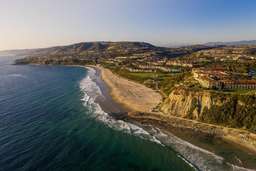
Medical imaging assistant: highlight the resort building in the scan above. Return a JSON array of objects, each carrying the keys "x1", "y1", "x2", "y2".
[
  {"x1": 192, "y1": 68, "x2": 256, "y2": 90},
  {"x1": 137, "y1": 65, "x2": 181, "y2": 73},
  {"x1": 166, "y1": 60, "x2": 193, "y2": 67},
  {"x1": 223, "y1": 80, "x2": 256, "y2": 89}
]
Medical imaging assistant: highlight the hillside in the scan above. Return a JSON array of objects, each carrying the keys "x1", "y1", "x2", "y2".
[
  {"x1": 27, "y1": 42, "x2": 157, "y2": 56},
  {"x1": 14, "y1": 41, "x2": 216, "y2": 65}
]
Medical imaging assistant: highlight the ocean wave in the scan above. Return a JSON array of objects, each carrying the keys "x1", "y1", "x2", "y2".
[
  {"x1": 79, "y1": 67, "x2": 164, "y2": 146},
  {"x1": 5, "y1": 74, "x2": 27, "y2": 79}
]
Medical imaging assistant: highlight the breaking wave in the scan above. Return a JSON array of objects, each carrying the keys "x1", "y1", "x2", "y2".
[
  {"x1": 0, "y1": 73, "x2": 27, "y2": 79},
  {"x1": 79, "y1": 67, "x2": 163, "y2": 146}
]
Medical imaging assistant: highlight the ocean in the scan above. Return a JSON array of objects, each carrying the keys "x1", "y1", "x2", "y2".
[{"x1": 0, "y1": 55, "x2": 194, "y2": 171}]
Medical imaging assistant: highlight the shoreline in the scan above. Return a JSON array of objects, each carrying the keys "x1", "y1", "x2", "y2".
[
  {"x1": 98, "y1": 65, "x2": 162, "y2": 113},
  {"x1": 87, "y1": 66, "x2": 130, "y2": 114},
  {"x1": 93, "y1": 65, "x2": 256, "y2": 170}
]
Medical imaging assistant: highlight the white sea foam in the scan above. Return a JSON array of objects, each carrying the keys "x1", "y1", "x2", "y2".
[
  {"x1": 0, "y1": 73, "x2": 27, "y2": 79},
  {"x1": 79, "y1": 67, "x2": 164, "y2": 146},
  {"x1": 80, "y1": 67, "x2": 253, "y2": 171}
]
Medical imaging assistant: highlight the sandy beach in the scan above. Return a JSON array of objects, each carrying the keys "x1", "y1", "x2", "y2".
[
  {"x1": 99, "y1": 66, "x2": 162, "y2": 113},
  {"x1": 94, "y1": 65, "x2": 256, "y2": 169}
]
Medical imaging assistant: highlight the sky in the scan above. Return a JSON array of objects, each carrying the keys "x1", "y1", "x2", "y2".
[{"x1": 0, "y1": 0, "x2": 256, "y2": 50}]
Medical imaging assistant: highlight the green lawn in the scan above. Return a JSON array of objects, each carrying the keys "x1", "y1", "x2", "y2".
[{"x1": 106, "y1": 66, "x2": 188, "y2": 95}]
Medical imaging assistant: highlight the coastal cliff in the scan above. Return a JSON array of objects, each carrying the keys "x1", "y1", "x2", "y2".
[{"x1": 161, "y1": 87, "x2": 256, "y2": 132}]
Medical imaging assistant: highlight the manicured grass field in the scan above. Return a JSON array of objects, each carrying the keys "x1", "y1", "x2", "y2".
[{"x1": 108, "y1": 66, "x2": 188, "y2": 95}]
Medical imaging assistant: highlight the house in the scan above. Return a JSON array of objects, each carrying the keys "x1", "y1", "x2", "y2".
[
  {"x1": 166, "y1": 60, "x2": 193, "y2": 67},
  {"x1": 192, "y1": 68, "x2": 256, "y2": 90},
  {"x1": 223, "y1": 80, "x2": 256, "y2": 89}
]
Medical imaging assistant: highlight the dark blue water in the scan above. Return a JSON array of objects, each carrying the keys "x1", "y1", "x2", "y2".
[{"x1": 0, "y1": 56, "x2": 193, "y2": 171}]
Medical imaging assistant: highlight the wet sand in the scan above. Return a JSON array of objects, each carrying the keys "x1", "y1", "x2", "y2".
[
  {"x1": 98, "y1": 66, "x2": 162, "y2": 113},
  {"x1": 126, "y1": 112, "x2": 256, "y2": 170},
  {"x1": 91, "y1": 67, "x2": 130, "y2": 114}
]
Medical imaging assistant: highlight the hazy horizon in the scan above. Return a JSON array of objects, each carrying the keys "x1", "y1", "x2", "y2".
[{"x1": 1, "y1": 0, "x2": 256, "y2": 50}]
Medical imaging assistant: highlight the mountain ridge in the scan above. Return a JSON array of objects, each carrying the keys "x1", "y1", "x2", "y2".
[
  {"x1": 3, "y1": 40, "x2": 256, "y2": 55},
  {"x1": 0, "y1": 41, "x2": 156, "y2": 54}
]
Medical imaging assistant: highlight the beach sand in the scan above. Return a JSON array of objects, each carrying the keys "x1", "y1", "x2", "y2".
[{"x1": 99, "y1": 66, "x2": 162, "y2": 113}]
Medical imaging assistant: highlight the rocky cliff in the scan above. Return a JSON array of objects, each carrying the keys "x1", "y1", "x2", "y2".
[{"x1": 161, "y1": 88, "x2": 256, "y2": 132}]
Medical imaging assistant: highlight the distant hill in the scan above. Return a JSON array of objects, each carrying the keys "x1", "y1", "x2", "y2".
[
  {"x1": 10, "y1": 41, "x2": 220, "y2": 65},
  {"x1": 10, "y1": 41, "x2": 213, "y2": 59},
  {"x1": 1, "y1": 42, "x2": 155, "y2": 55},
  {"x1": 11, "y1": 41, "x2": 204, "y2": 65},
  {"x1": 2, "y1": 41, "x2": 216, "y2": 57},
  {"x1": 205, "y1": 40, "x2": 256, "y2": 46},
  {"x1": 2, "y1": 42, "x2": 159, "y2": 56},
  {"x1": 31, "y1": 41, "x2": 157, "y2": 55}
]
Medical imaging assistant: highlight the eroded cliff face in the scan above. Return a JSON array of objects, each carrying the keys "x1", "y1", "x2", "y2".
[
  {"x1": 162, "y1": 88, "x2": 209, "y2": 119},
  {"x1": 161, "y1": 88, "x2": 256, "y2": 132}
]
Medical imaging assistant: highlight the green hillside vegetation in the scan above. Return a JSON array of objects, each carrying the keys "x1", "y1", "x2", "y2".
[
  {"x1": 201, "y1": 93, "x2": 256, "y2": 132},
  {"x1": 103, "y1": 63, "x2": 188, "y2": 96}
]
